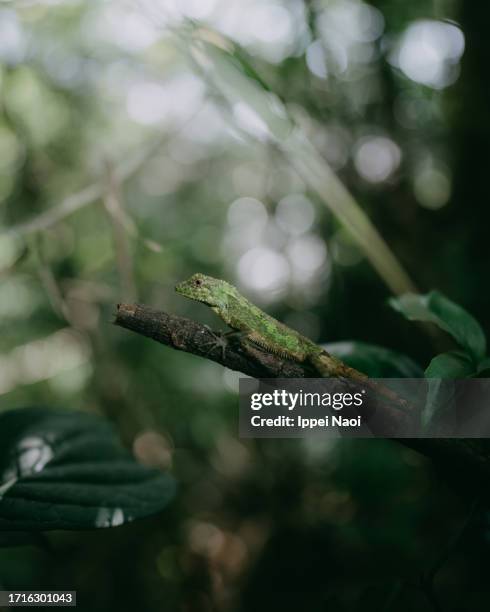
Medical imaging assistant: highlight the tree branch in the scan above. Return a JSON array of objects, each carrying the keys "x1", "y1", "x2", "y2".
[
  {"x1": 114, "y1": 303, "x2": 313, "y2": 379},
  {"x1": 114, "y1": 303, "x2": 416, "y2": 437},
  {"x1": 114, "y1": 303, "x2": 490, "y2": 492}
]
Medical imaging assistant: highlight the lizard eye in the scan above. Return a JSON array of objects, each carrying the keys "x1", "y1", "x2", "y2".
[{"x1": 195, "y1": 279, "x2": 202, "y2": 286}]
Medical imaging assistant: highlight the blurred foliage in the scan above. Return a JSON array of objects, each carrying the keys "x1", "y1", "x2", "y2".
[{"x1": 0, "y1": 0, "x2": 489, "y2": 610}]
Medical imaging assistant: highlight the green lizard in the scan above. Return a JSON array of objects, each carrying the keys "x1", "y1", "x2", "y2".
[{"x1": 175, "y1": 273, "x2": 367, "y2": 381}]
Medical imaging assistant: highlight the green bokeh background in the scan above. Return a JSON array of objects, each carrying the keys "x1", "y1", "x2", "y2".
[{"x1": 1, "y1": 0, "x2": 489, "y2": 610}]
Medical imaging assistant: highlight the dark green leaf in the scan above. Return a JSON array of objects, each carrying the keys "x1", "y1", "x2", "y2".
[
  {"x1": 422, "y1": 379, "x2": 457, "y2": 432},
  {"x1": 323, "y1": 341, "x2": 423, "y2": 378},
  {"x1": 389, "y1": 291, "x2": 487, "y2": 363},
  {"x1": 0, "y1": 408, "x2": 175, "y2": 532},
  {"x1": 424, "y1": 351, "x2": 476, "y2": 379},
  {"x1": 477, "y1": 357, "x2": 490, "y2": 377}
]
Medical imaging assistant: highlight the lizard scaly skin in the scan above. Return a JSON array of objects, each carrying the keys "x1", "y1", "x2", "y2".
[{"x1": 175, "y1": 273, "x2": 367, "y2": 381}]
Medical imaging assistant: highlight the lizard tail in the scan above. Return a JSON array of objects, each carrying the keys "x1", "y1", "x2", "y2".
[
  {"x1": 311, "y1": 352, "x2": 409, "y2": 411},
  {"x1": 309, "y1": 352, "x2": 368, "y2": 381}
]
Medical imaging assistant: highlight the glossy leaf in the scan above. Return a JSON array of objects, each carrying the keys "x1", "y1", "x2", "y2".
[
  {"x1": 425, "y1": 351, "x2": 476, "y2": 379},
  {"x1": 422, "y1": 379, "x2": 457, "y2": 432},
  {"x1": 389, "y1": 291, "x2": 487, "y2": 363},
  {"x1": 0, "y1": 408, "x2": 176, "y2": 532},
  {"x1": 323, "y1": 341, "x2": 423, "y2": 378}
]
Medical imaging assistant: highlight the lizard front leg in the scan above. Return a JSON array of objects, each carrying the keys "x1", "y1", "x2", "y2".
[{"x1": 201, "y1": 328, "x2": 246, "y2": 360}]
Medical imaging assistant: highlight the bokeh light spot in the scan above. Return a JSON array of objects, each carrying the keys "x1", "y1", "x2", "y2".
[
  {"x1": 237, "y1": 247, "x2": 290, "y2": 295},
  {"x1": 354, "y1": 136, "x2": 401, "y2": 183},
  {"x1": 275, "y1": 194, "x2": 316, "y2": 236},
  {"x1": 414, "y1": 165, "x2": 451, "y2": 210},
  {"x1": 394, "y1": 20, "x2": 465, "y2": 89}
]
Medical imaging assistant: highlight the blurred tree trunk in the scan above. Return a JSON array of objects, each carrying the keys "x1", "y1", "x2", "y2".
[{"x1": 450, "y1": 1, "x2": 490, "y2": 332}]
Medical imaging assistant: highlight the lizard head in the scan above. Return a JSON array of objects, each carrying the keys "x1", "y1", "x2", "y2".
[{"x1": 175, "y1": 273, "x2": 236, "y2": 308}]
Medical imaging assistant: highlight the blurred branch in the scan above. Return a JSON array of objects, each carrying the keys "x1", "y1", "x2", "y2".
[
  {"x1": 4, "y1": 135, "x2": 168, "y2": 239},
  {"x1": 104, "y1": 163, "x2": 137, "y2": 303},
  {"x1": 7, "y1": 181, "x2": 102, "y2": 237},
  {"x1": 29, "y1": 235, "x2": 73, "y2": 324},
  {"x1": 0, "y1": 244, "x2": 29, "y2": 279},
  {"x1": 5, "y1": 139, "x2": 161, "y2": 238},
  {"x1": 115, "y1": 303, "x2": 490, "y2": 488}
]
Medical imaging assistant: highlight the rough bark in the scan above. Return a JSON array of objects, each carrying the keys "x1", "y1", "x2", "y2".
[{"x1": 114, "y1": 303, "x2": 490, "y2": 492}]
